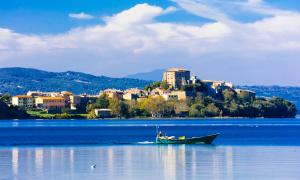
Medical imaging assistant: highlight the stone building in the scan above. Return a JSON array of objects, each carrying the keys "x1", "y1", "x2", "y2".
[
  {"x1": 163, "y1": 68, "x2": 190, "y2": 89},
  {"x1": 101, "y1": 89, "x2": 124, "y2": 100}
]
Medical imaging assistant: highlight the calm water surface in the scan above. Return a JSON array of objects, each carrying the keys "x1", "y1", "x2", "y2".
[
  {"x1": 1, "y1": 145, "x2": 300, "y2": 180},
  {"x1": 0, "y1": 118, "x2": 300, "y2": 179}
]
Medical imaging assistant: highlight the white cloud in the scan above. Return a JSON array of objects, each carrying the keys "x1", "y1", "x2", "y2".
[
  {"x1": 1, "y1": 3, "x2": 300, "y2": 85},
  {"x1": 162, "y1": 6, "x2": 178, "y2": 14},
  {"x1": 248, "y1": 0, "x2": 263, "y2": 5},
  {"x1": 69, "y1": 12, "x2": 95, "y2": 20},
  {"x1": 173, "y1": 0, "x2": 231, "y2": 23},
  {"x1": 103, "y1": 4, "x2": 176, "y2": 27}
]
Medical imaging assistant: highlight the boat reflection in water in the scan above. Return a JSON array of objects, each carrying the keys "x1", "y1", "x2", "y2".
[{"x1": 2, "y1": 145, "x2": 300, "y2": 180}]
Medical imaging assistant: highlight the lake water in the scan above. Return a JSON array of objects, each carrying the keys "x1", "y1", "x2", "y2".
[{"x1": 1, "y1": 119, "x2": 300, "y2": 179}]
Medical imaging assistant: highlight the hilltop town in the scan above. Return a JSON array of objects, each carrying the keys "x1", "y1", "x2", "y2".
[{"x1": 0, "y1": 68, "x2": 297, "y2": 119}]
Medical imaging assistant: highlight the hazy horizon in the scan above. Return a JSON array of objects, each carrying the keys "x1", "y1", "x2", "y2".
[{"x1": 1, "y1": 0, "x2": 300, "y2": 85}]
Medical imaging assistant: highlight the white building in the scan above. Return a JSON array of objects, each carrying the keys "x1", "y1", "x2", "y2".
[
  {"x1": 12, "y1": 95, "x2": 34, "y2": 108},
  {"x1": 95, "y1": 109, "x2": 112, "y2": 118}
]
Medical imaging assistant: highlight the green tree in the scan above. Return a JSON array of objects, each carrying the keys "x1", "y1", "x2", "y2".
[
  {"x1": 181, "y1": 84, "x2": 194, "y2": 92},
  {"x1": 127, "y1": 100, "x2": 144, "y2": 117},
  {"x1": 188, "y1": 104, "x2": 203, "y2": 117},
  {"x1": 86, "y1": 102, "x2": 95, "y2": 113},
  {"x1": 194, "y1": 82, "x2": 207, "y2": 92},
  {"x1": 223, "y1": 89, "x2": 236, "y2": 102},
  {"x1": 238, "y1": 91, "x2": 254, "y2": 103},
  {"x1": 0, "y1": 98, "x2": 29, "y2": 119},
  {"x1": 0, "y1": 93, "x2": 11, "y2": 104},
  {"x1": 203, "y1": 103, "x2": 221, "y2": 117},
  {"x1": 227, "y1": 101, "x2": 240, "y2": 116},
  {"x1": 87, "y1": 110, "x2": 97, "y2": 119},
  {"x1": 174, "y1": 100, "x2": 189, "y2": 115},
  {"x1": 109, "y1": 98, "x2": 129, "y2": 118},
  {"x1": 96, "y1": 94, "x2": 109, "y2": 109},
  {"x1": 164, "y1": 100, "x2": 176, "y2": 117},
  {"x1": 160, "y1": 81, "x2": 170, "y2": 90},
  {"x1": 181, "y1": 83, "x2": 207, "y2": 92},
  {"x1": 140, "y1": 96, "x2": 167, "y2": 117},
  {"x1": 269, "y1": 97, "x2": 297, "y2": 118},
  {"x1": 144, "y1": 81, "x2": 162, "y2": 91}
]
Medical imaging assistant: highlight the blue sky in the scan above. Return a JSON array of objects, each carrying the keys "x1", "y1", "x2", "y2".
[
  {"x1": 1, "y1": 0, "x2": 300, "y2": 85},
  {"x1": 0, "y1": 0, "x2": 210, "y2": 34},
  {"x1": 1, "y1": 0, "x2": 299, "y2": 34}
]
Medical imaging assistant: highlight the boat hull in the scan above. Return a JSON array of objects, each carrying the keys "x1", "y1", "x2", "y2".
[{"x1": 156, "y1": 134, "x2": 219, "y2": 144}]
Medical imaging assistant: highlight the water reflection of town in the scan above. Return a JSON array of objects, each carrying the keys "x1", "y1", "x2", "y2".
[
  {"x1": 0, "y1": 145, "x2": 300, "y2": 180},
  {"x1": 1, "y1": 145, "x2": 237, "y2": 179}
]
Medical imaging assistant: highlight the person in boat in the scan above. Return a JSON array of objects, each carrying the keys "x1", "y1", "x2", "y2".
[{"x1": 158, "y1": 131, "x2": 163, "y2": 137}]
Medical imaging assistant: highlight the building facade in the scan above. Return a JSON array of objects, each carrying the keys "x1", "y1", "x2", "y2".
[
  {"x1": 12, "y1": 95, "x2": 34, "y2": 108},
  {"x1": 163, "y1": 68, "x2": 191, "y2": 89},
  {"x1": 102, "y1": 89, "x2": 124, "y2": 100},
  {"x1": 95, "y1": 109, "x2": 112, "y2": 118},
  {"x1": 35, "y1": 97, "x2": 65, "y2": 113}
]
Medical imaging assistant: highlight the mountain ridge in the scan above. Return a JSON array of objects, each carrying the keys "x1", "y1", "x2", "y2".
[
  {"x1": 0, "y1": 67, "x2": 299, "y2": 113},
  {"x1": 125, "y1": 69, "x2": 165, "y2": 81},
  {"x1": 0, "y1": 67, "x2": 152, "y2": 95}
]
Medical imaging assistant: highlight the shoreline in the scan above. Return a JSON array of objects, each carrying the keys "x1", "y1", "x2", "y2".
[{"x1": 2, "y1": 116, "x2": 299, "y2": 121}]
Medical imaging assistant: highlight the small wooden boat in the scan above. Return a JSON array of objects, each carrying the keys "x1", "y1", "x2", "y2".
[{"x1": 155, "y1": 133, "x2": 219, "y2": 144}]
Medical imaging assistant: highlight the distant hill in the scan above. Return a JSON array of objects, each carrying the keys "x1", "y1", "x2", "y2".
[
  {"x1": 0, "y1": 68, "x2": 299, "y2": 113},
  {"x1": 0, "y1": 67, "x2": 152, "y2": 95},
  {"x1": 125, "y1": 69, "x2": 165, "y2": 81}
]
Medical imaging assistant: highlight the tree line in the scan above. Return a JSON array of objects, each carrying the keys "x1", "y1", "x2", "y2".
[
  {"x1": 0, "y1": 82, "x2": 297, "y2": 119},
  {"x1": 0, "y1": 93, "x2": 29, "y2": 119},
  {"x1": 85, "y1": 84, "x2": 297, "y2": 118}
]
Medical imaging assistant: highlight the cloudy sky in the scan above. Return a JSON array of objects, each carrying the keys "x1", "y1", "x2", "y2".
[{"x1": 0, "y1": 0, "x2": 300, "y2": 85}]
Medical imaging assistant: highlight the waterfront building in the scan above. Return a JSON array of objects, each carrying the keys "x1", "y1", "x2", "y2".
[
  {"x1": 35, "y1": 97, "x2": 65, "y2": 113},
  {"x1": 94, "y1": 109, "x2": 111, "y2": 118},
  {"x1": 12, "y1": 95, "x2": 34, "y2": 108},
  {"x1": 80, "y1": 94, "x2": 98, "y2": 105},
  {"x1": 69, "y1": 95, "x2": 82, "y2": 110},
  {"x1": 163, "y1": 68, "x2": 191, "y2": 89},
  {"x1": 59, "y1": 91, "x2": 73, "y2": 110}
]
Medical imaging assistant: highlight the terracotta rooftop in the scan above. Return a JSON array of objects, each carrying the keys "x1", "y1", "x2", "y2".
[
  {"x1": 37, "y1": 97, "x2": 64, "y2": 100},
  {"x1": 14, "y1": 95, "x2": 32, "y2": 98}
]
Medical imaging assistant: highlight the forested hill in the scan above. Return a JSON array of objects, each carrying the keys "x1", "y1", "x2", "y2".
[
  {"x1": 240, "y1": 86, "x2": 300, "y2": 114},
  {"x1": 0, "y1": 67, "x2": 151, "y2": 95}
]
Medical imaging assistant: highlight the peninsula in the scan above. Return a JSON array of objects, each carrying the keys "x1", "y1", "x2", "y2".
[{"x1": 0, "y1": 68, "x2": 297, "y2": 119}]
